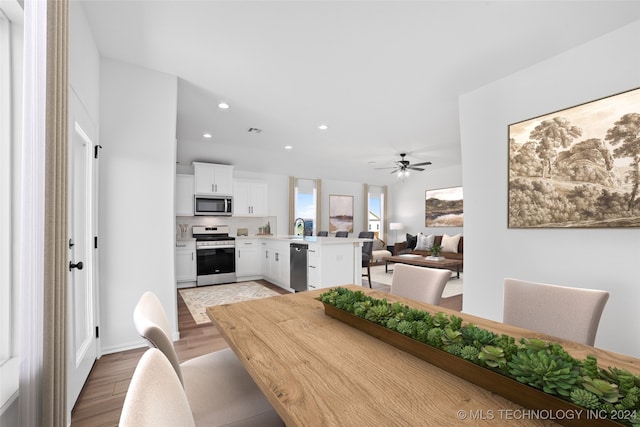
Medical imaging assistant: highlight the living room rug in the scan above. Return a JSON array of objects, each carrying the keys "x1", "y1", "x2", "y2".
[
  {"x1": 369, "y1": 264, "x2": 463, "y2": 299},
  {"x1": 179, "y1": 281, "x2": 280, "y2": 324}
]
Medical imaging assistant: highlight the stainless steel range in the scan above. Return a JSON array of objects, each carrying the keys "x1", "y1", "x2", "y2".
[{"x1": 192, "y1": 225, "x2": 236, "y2": 286}]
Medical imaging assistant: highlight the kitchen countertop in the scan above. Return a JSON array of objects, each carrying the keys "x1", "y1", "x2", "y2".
[{"x1": 235, "y1": 235, "x2": 371, "y2": 244}]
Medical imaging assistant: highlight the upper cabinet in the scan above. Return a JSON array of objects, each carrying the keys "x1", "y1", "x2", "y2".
[
  {"x1": 193, "y1": 162, "x2": 234, "y2": 196},
  {"x1": 176, "y1": 174, "x2": 194, "y2": 216},
  {"x1": 233, "y1": 180, "x2": 268, "y2": 217}
]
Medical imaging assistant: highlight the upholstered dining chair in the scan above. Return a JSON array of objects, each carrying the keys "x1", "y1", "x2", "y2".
[
  {"x1": 503, "y1": 278, "x2": 609, "y2": 346},
  {"x1": 335, "y1": 231, "x2": 349, "y2": 237},
  {"x1": 317, "y1": 231, "x2": 328, "y2": 236},
  {"x1": 120, "y1": 348, "x2": 195, "y2": 427},
  {"x1": 133, "y1": 291, "x2": 283, "y2": 427},
  {"x1": 358, "y1": 231, "x2": 375, "y2": 288},
  {"x1": 390, "y1": 263, "x2": 451, "y2": 305}
]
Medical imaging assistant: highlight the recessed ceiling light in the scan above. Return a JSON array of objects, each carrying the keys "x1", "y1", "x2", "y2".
[
  {"x1": 203, "y1": 133, "x2": 212, "y2": 138},
  {"x1": 318, "y1": 124, "x2": 328, "y2": 130},
  {"x1": 284, "y1": 145, "x2": 293, "y2": 150},
  {"x1": 218, "y1": 102, "x2": 229, "y2": 109}
]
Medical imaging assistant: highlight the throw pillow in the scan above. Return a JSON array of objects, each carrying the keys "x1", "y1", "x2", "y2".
[
  {"x1": 415, "y1": 234, "x2": 435, "y2": 251},
  {"x1": 441, "y1": 233, "x2": 461, "y2": 253},
  {"x1": 406, "y1": 233, "x2": 417, "y2": 250},
  {"x1": 372, "y1": 239, "x2": 384, "y2": 251}
]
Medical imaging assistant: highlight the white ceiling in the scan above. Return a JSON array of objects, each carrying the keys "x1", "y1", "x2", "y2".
[{"x1": 80, "y1": 1, "x2": 640, "y2": 185}]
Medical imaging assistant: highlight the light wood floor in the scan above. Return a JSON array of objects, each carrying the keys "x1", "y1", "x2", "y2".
[{"x1": 70, "y1": 280, "x2": 462, "y2": 426}]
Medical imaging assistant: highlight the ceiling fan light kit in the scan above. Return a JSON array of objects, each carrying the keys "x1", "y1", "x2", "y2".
[{"x1": 376, "y1": 153, "x2": 432, "y2": 179}]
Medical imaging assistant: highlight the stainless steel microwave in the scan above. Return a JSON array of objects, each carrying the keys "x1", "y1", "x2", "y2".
[{"x1": 194, "y1": 195, "x2": 233, "y2": 216}]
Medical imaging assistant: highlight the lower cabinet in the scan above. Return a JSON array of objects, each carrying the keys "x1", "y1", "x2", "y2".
[
  {"x1": 306, "y1": 242, "x2": 360, "y2": 289},
  {"x1": 175, "y1": 240, "x2": 196, "y2": 286},
  {"x1": 261, "y1": 240, "x2": 290, "y2": 289},
  {"x1": 236, "y1": 239, "x2": 261, "y2": 279}
]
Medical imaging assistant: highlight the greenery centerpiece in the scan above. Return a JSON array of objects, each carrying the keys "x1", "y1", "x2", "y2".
[
  {"x1": 429, "y1": 243, "x2": 443, "y2": 257},
  {"x1": 319, "y1": 287, "x2": 640, "y2": 427}
]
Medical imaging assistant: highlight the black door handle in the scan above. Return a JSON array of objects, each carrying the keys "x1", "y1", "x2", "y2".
[{"x1": 69, "y1": 261, "x2": 84, "y2": 271}]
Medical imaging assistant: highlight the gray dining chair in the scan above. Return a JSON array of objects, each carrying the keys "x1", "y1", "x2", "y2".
[
  {"x1": 317, "y1": 231, "x2": 328, "y2": 236},
  {"x1": 503, "y1": 278, "x2": 609, "y2": 346},
  {"x1": 390, "y1": 263, "x2": 451, "y2": 305},
  {"x1": 119, "y1": 348, "x2": 195, "y2": 427},
  {"x1": 133, "y1": 291, "x2": 283, "y2": 426},
  {"x1": 335, "y1": 231, "x2": 349, "y2": 237},
  {"x1": 358, "y1": 231, "x2": 375, "y2": 288}
]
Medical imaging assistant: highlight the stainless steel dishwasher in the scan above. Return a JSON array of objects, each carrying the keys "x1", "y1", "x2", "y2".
[{"x1": 290, "y1": 242, "x2": 308, "y2": 292}]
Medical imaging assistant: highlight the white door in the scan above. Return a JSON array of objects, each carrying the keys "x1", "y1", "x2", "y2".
[{"x1": 67, "y1": 92, "x2": 98, "y2": 416}]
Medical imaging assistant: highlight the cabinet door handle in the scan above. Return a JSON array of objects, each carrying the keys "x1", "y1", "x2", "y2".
[
  {"x1": 192, "y1": 253, "x2": 194, "y2": 261},
  {"x1": 177, "y1": 244, "x2": 186, "y2": 247}
]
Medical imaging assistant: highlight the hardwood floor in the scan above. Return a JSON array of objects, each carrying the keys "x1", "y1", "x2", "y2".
[{"x1": 70, "y1": 280, "x2": 462, "y2": 426}]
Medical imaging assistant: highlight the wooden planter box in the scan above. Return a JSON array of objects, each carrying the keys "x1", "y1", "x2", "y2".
[{"x1": 322, "y1": 302, "x2": 623, "y2": 427}]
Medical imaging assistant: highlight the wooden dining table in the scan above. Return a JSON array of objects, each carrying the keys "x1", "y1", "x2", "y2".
[{"x1": 206, "y1": 285, "x2": 640, "y2": 427}]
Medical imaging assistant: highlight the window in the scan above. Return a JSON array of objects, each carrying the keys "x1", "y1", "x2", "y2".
[
  {"x1": 0, "y1": 5, "x2": 20, "y2": 411},
  {"x1": 367, "y1": 185, "x2": 386, "y2": 240},
  {"x1": 292, "y1": 178, "x2": 318, "y2": 236},
  {"x1": 0, "y1": 8, "x2": 12, "y2": 367}
]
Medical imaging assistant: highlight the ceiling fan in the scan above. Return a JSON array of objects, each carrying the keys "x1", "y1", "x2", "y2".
[{"x1": 377, "y1": 153, "x2": 432, "y2": 175}]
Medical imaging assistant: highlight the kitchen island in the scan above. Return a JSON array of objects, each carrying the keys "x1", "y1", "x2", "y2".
[{"x1": 235, "y1": 235, "x2": 370, "y2": 291}]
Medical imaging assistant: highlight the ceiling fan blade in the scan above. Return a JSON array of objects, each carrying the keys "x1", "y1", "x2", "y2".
[
  {"x1": 375, "y1": 166, "x2": 396, "y2": 170},
  {"x1": 389, "y1": 168, "x2": 400, "y2": 174},
  {"x1": 408, "y1": 167, "x2": 425, "y2": 171},
  {"x1": 411, "y1": 161, "x2": 432, "y2": 167}
]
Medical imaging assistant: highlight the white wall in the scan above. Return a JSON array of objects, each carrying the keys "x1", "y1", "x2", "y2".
[
  {"x1": 459, "y1": 20, "x2": 640, "y2": 356},
  {"x1": 99, "y1": 58, "x2": 178, "y2": 353},
  {"x1": 387, "y1": 164, "x2": 463, "y2": 245}
]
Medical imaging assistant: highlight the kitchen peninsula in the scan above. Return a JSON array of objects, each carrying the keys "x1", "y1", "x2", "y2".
[{"x1": 235, "y1": 235, "x2": 369, "y2": 291}]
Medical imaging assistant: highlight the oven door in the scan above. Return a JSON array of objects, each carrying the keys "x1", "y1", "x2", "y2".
[{"x1": 196, "y1": 247, "x2": 236, "y2": 286}]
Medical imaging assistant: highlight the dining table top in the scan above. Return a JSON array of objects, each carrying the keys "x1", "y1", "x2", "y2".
[{"x1": 206, "y1": 285, "x2": 640, "y2": 427}]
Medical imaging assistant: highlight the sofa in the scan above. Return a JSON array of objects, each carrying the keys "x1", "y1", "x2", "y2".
[{"x1": 393, "y1": 233, "x2": 463, "y2": 270}]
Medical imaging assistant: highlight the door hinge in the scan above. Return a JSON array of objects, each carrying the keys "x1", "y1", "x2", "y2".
[
  {"x1": 95, "y1": 326, "x2": 100, "y2": 338},
  {"x1": 94, "y1": 144, "x2": 103, "y2": 159},
  {"x1": 94, "y1": 236, "x2": 98, "y2": 249}
]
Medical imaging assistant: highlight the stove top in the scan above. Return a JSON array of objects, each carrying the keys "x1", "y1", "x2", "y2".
[{"x1": 192, "y1": 225, "x2": 235, "y2": 248}]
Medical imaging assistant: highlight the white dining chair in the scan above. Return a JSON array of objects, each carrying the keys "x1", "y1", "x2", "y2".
[
  {"x1": 390, "y1": 263, "x2": 451, "y2": 305},
  {"x1": 119, "y1": 348, "x2": 195, "y2": 427},
  {"x1": 133, "y1": 291, "x2": 283, "y2": 427},
  {"x1": 503, "y1": 278, "x2": 609, "y2": 346}
]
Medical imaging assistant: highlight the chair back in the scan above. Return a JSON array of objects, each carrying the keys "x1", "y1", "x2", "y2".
[
  {"x1": 335, "y1": 231, "x2": 348, "y2": 237},
  {"x1": 119, "y1": 348, "x2": 195, "y2": 427},
  {"x1": 390, "y1": 263, "x2": 451, "y2": 305},
  {"x1": 503, "y1": 278, "x2": 609, "y2": 346},
  {"x1": 358, "y1": 231, "x2": 374, "y2": 266},
  {"x1": 317, "y1": 231, "x2": 328, "y2": 237},
  {"x1": 134, "y1": 291, "x2": 184, "y2": 384}
]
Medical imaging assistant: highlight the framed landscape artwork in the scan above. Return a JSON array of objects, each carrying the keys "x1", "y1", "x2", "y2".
[
  {"x1": 425, "y1": 186, "x2": 463, "y2": 227},
  {"x1": 508, "y1": 86, "x2": 640, "y2": 228},
  {"x1": 329, "y1": 194, "x2": 353, "y2": 233}
]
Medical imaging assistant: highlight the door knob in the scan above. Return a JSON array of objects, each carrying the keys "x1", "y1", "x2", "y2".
[{"x1": 69, "y1": 261, "x2": 84, "y2": 271}]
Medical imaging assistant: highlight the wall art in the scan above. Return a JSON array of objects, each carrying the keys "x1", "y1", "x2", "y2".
[
  {"x1": 425, "y1": 186, "x2": 463, "y2": 227},
  {"x1": 329, "y1": 195, "x2": 354, "y2": 233},
  {"x1": 508, "y1": 87, "x2": 640, "y2": 228}
]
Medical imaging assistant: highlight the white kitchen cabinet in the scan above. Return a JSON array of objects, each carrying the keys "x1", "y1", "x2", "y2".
[
  {"x1": 175, "y1": 240, "x2": 196, "y2": 284},
  {"x1": 307, "y1": 243, "x2": 320, "y2": 291},
  {"x1": 193, "y1": 162, "x2": 234, "y2": 195},
  {"x1": 262, "y1": 240, "x2": 290, "y2": 289},
  {"x1": 235, "y1": 239, "x2": 261, "y2": 279},
  {"x1": 306, "y1": 242, "x2": 359, "y2": 289},
  {"x1": 233, "y1": 180, "x2": 268, "y2": 217},
  {"x1": 175, "y1": 174, "x2": 194, "y2": 216}
]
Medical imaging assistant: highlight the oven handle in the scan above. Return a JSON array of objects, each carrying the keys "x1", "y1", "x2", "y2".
[{"x1": 196, "y1": 245, "x2": 236, "y2": 251}]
